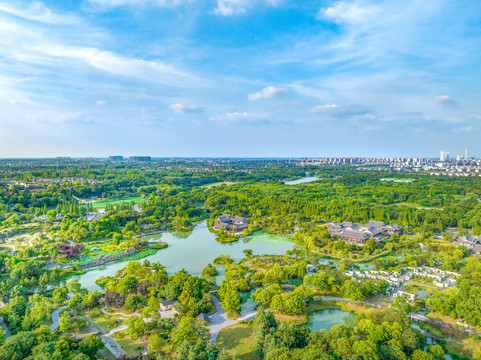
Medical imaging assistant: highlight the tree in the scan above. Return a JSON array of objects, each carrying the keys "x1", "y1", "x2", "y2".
[
  {"x1": 124, "y1": 294, "x2": 144, "y2": 312},
  {"x1": 243, "y1": 249, "x2": 253, "y2": 258},
  {"x1": 352, "y1": 340, "x2": 379, "y2": 360},
  {"x1": 411, "y1": 350, "x2": 435, "y2": 360},
  {"x1": 79, "y1": 334, "x2": 104, "y2": 359},
  {"x1": 0, "y1": 330, "x2": 6, "y2": 347},
  {"x1": 128, "y1": 317, "x2": 145, "y2": 340},
  {"x1": 148, "y1": 333, "x2": 163, "y2": 353},
  {"x1": 343, "y1": 280, "x2": 364, "y2": 303},
  {"x1": 171, "y1": 316, "x2": 209, "y2": 348},
  {"x1": 68, "y1": 293, "x2": 83, "y2": 310},
  {"x1": 427, "y1": 344, "x2": 444, "y2": 360},
  {"x1": 253, "y1": 310, "x2": 278, "y2": 358},
  {"x1": 275, "y1": 323, "x2": 309, "y2": 349},
  {"x1": 392, "y1": 297, "x2": 411, "y2": 315},
  {"x1": 0, "y1": 331, "x2": 36, "y2": 360},
  {"x1": 218, "y1": 281, "x2": 240, "y2": 314},
  {"x1": 52, "y1": 287, "x2": 68, "y2": 304},
  {"x1": 284, "y1": 292, "x2": 305, "y2": 315},
  {"x1": 54, "y1": 337, "x2": 72, "y2": 359},
  {"x1": 59, "y1": 312, "x2": 71, "y2": 332},
  {"x1": 66, "y1": 279, "x2": 83, "y2": 294}
]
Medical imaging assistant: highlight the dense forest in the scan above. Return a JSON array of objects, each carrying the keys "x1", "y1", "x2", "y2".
[{"x1": 1, "y1": 160, "x2": 481, "y2": 359}]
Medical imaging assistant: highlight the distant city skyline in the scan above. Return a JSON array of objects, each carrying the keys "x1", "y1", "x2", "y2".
[{"x1": 1, "y1": 0, "x2": 481, "y2": 157}]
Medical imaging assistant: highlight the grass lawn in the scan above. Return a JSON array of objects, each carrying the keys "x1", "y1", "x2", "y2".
[
  {"x1": 217, "y1": 324, "x2": 259, "y2": 360},
  {"x1": 114, "y1": 331, "x2": 145, "y2": 356},
  {"x1": 93, "y1": 197, "x2": 142, "y2": 208},
  {"x1": 90, "y1": 313, "x2": 128, "y2": 332},
  {"x1": 200, "y1": 181, "x2": 237, "y2": 189}
]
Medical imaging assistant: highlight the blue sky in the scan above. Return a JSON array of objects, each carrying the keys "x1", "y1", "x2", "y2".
[{"x1": 1, "y1": 0, "x2": 481, "y2": 158}]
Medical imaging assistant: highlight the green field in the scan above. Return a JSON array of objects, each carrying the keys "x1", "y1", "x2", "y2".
[
  {"x1": 92, "y1": 197, "x2": 142, "y2": 208},
  {"x1": 114, "y1": 331, "x2": 146, "y2": 356},
  {"x1": 217, "y1": 324, "x2": 258, "y2": 360}
]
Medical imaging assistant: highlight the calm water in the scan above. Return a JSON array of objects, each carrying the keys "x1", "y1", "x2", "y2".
[
  {"x1": 74, "y1": 221, "x2": 297, "y2": 291},
  {"x1": 379, "y1": 178, "x2": 415, "y2": 183},
  {"x1": 285, "y1": 177, "x2": 319, "y2": 185},
  {"x1": 307, "y1": 309, "x2": 356, "y2": 331}
]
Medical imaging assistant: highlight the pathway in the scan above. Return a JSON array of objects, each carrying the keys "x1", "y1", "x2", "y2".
[
  {"x1": 101, "y1": 306, "x2": 141, "y2": 317},
  {"x1": 2, "y1": 244, "x2": 15, "y2": 255},
  {"x1": 105, "y1": 325, "x2": 128, "y2": 336},
  {"x1": 206, "y1": 295, "x2": 257, "y2": 344},
  {"x1": 84, "y1": 315, "x2": 128, "y2": 358},
  {"x1": 50, "y1": 306, "x2": 68, "y2": 331},
  {"x1": 101, "y1": 334, "x2": 128, "y2": 358}
]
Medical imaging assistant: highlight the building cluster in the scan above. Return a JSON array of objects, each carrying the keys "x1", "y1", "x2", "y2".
[
  {"x1": 299, "y1": 157, "x2": 428, "y2": 167},
  {"x1": 344, "y1": 266, "x2": 460, "y2": 297},
  {"x1": 7, "y1": 177, "x2": 102, "y2": 190},
  {"x1": 458, "y1": 235, "x2": 481, "y2": 253},
  {"x1": 427, "y1": 162, "x2": 481, "y2": 177},
  {"x1": 293, "y1": 156, "x2": 481, "y2": 175},
  {"x1": 327, "y1": 220, "x2": 402, "y2": 245},
  {"x1": 344, "y1": 269, "x2": 403, "y2": 287},
  {"x1": 214, "y1": 214, "x2": 249, "y2": 234}
]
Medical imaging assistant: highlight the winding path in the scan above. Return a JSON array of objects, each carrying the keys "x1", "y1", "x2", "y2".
[{"x1": 50, "y1": 306, "x2": 68, "y2": 331}]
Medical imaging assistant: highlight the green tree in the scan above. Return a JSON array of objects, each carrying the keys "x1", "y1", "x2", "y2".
[
  {"x1": 218, "y1": 281, "x2": 240, "y2": 314},
  {"x1": 128, "y1": 317, "x2": 145, "y2": 340},
  {"x1": 148, "y1": 333, "x2": 163, "y2": 353},
  {"x1": 79, "y1": 334, "x2": 104, "y2": 359}
]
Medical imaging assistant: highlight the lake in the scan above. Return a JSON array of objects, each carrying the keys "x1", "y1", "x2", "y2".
[
  {"x1": 285, "y1": 177, "x2": 319, "y2": 185},
  {"x1": 74, "y1": 221, "x2": 298, "y2": 291},
  {"x1": 306, "y1": 309, "x2": 356, "y2": 331},
  {"x1": 379, "y1": 178, "x2": 415, "y2": 183}
]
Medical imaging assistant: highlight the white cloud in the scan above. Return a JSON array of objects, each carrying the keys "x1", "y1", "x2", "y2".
[
  {"x1": 309, "y1": 104, "x2": 339, "y2": 112},
  {"x1": 434, "y1": 95, "x2": 456, "y2": 106},
  {"x1": 319, "y1": 1, "x2": 378, "y2": 25},
  {"x1": 169, "y1": 103, "x2": 203, "y2": 113},
  {"x1": 0, "y1": 2, "x2": 79, "y2": 25},
  {"x1": 309, "y1": 103, "x2": 370, "y2": 118},
  {"x1": 88, "y1": 0, "x2": 190, "y2": 7},
  {"x1": 213, "y1": 0, "x2": 281, "y2": 16},
  {"x1": 9, "y1": 98, "x2": 31, "y2": 105},
  {"x1": 210, "y1": 111, "x2": 267, "y2": 123},
  {"x1": 248, "y1": 86, "x2": 287, "y2": 101},
  {"x1": 95, "y1": 100, "x2": 107, "y2": 106},
  {"x1": 452, "y1": 126, "x2": 473, "y2": 133},
  {"x1": 34, "y1": 112, "x2": 91, "y2": 124},
  {"x1": 28, "y1": 44, "x2": 197, "y2": 86}
]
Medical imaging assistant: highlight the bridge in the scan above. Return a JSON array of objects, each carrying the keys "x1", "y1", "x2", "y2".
[{"x1": 424, "y1": 333, "x2": 444, "y2": 344}]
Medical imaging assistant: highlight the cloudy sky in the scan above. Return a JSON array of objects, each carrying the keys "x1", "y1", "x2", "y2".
[{"x1": 1, "y1": 0, "x2": 480, "y2": 158}]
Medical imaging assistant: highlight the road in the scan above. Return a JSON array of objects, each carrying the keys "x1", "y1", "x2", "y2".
[
  {"x1": 206, "y1": 295, "x2": 257, "y2": 344},
  {"x1": 50, "y1": 306, "x2": 68, "y2": 331}
]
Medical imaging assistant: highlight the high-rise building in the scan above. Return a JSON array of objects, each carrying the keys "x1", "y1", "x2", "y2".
[
  {"x1": 129, "y1": 156, "x2": 151, "y2": 163},
  {"x1": 109, "y1": 156, "x2": 123, "y2": 162}
]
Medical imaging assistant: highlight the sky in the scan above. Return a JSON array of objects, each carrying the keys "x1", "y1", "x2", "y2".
[{"x1": 1, "y1": 0, "x2": 481, "y2": 158}]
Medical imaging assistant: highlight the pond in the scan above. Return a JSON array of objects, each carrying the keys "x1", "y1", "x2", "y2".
[
  {"x1": 306, "y1": 309, "x2": 356, "y2": 331},
  {"x1": 284, "y1": 177, "x2": 319, "y2": 185},
  {"x1": 73, "y1": 221, "x2": 298, "y2": 291}
]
